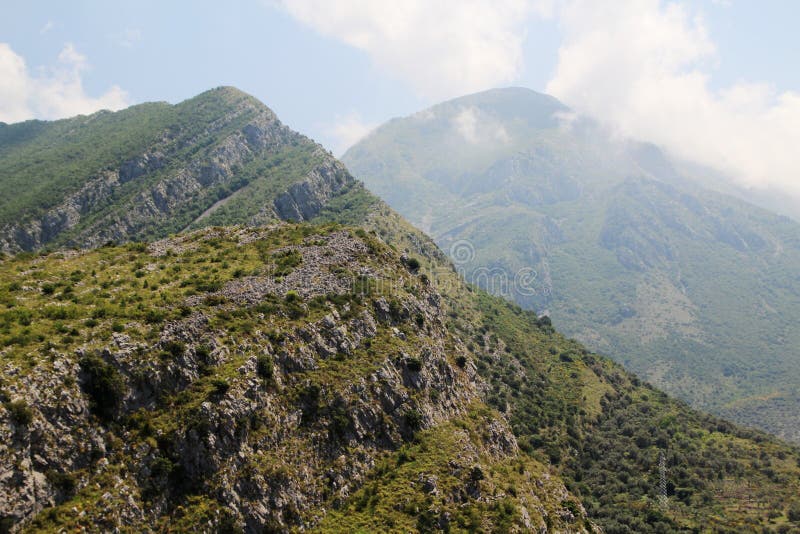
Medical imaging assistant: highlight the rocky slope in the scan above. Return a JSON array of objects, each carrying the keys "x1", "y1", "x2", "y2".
[
  {"x1": 343, "y1": 87, "x2": 800, "y2": 443},
  {"x1": 0, "y1": 224, "x2": 590, "y2": 532},
  {"x1": 2, "y1": 220, "x2": 800, "y2": 533}
]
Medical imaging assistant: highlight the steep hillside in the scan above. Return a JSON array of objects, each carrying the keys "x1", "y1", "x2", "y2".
[
  {"x1": 343, "y1": 87, "x2": 800, "y2": 443},
  {"x1": 0, "y1": 224, "x2": 590, "y2": 532},
  {"x1": 2, "y1": 223, "x2": 800, "y2": 533},
  {"x1": 0, "y1": 87, "x2": 367, "y2": 252}
]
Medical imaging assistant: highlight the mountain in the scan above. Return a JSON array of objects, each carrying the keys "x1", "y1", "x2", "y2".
[
  {"x1": 0, "y1": 87, "x2": 372, "y2": 253},
  {"x1": 343, "y1": 87, "x2": 800, "y2": 443},
  {"x1": 2, "y1": 88, "x2": 800, "y2": 532}
]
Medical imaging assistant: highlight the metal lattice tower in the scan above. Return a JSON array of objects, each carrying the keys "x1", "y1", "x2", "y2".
[{"x1": 658, "y1": 450, "x2": 669, "y2": 509}]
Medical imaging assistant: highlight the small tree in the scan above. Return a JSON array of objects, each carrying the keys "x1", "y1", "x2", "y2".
[{"x1": 788, "y1": 504, "x2": 800, "y2": 522}]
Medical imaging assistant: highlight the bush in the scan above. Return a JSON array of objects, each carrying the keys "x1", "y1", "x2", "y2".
[
  {"x1": 46, "y1": 470, "x2": 77, "y2": 495},
  {"x1": 210, "y1": 378, "x2": 230, "y2": 397},
  {"x1": 404, "y1": 409, "x2": 423, "y2": 431},
  {"x1": 256, "y1": 354, "x2": 274, "y2": 380},
  {"x1": 272, "y1": 250, "x2": 302, "y2": 277},
  {"x1": 163, "y1": 340, "x2": 186, "y2": 358},
  {"x1": 455, "y1": 355, "x2": 468, "y2": 368},
  {"x1": 406, "y1": 357, "x2": 423, "y2": 373},
  {"x1": 404, "y1": 257, "x2": 421, "y2": 272},
  {"x1": 299, "y1": 383, "x2": 321, "y2": 423},
  {"x1": 788, "y1": 504, "x2": 800, "y2": 522},
  {"x1": 4, "y1": 400, "x2": 33, "y2": 426},
  {"x1": 328, "y1": 403, "x2": 351, "y2": 438},
  {"x1": 144, "y1": 309, "x2": 165, "y2": 324},
  {"x1": 79, "y1": 353, "x2": 126, "y2": 422}
]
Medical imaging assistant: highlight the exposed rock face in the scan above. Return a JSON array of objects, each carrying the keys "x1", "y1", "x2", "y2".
[{"x1": 272, "y1": 159, "x2": 351, "y2": 222}]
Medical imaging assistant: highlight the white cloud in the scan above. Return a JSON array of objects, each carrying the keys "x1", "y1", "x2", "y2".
[
  {"x1": 40, "y1": 20, "x2": 55, "y2": 34},
  {"x1": 278, "y1": 0, "x2": 540, "y2": 100},
  {"x1": 0, "y1": 43, "x2": 129, "y2": 124},
  {"x1": 546, "y1": 0, "x2": 800, "y2": 195},
  {"x1": 452, "y1": 106, "x2": 510, "y2": 144},
  {"x1": 323, "y1": 111, "x2": 376, "y2": 156}
]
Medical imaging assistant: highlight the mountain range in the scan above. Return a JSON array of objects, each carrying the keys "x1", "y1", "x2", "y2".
[
  {"x1": 343, "y1": 87, "x2": 800, "y2": 444},
  {"x1": 1, "y1": 87, "x2": 800, "y2": 532}
]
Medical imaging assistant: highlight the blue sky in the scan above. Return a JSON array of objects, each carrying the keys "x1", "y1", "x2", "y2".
[{"x1": 1, "y1": 1, "x2": 799, "y2": 196}]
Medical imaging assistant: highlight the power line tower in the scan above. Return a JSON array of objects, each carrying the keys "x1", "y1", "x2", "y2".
[{"x1": 658, "y1": 450, "x2": 669, "y2": 509}]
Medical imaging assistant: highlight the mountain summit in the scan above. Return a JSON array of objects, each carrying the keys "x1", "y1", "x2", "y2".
[{"x1": 344, "y1": 87, "x2": 800, "y2": 443}]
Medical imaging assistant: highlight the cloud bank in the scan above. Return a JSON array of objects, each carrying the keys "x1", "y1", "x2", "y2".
[
  {"x1": 281, "y1": 0, "x2": 800, "y2": 197},
  {"x1": 278, "y1": 0, "x2": 543, "y2": 101},
  {"x1": 0, "y1": 43, "x2": 128, "y2": 124},
  {"x1": 547, "y1": 0, "x2": 800, "y2": 196}
]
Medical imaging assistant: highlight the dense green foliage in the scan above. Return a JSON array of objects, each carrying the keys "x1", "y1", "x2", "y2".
[{"x1": 344, "y1": 87, "x2": 800, "y2": 443}]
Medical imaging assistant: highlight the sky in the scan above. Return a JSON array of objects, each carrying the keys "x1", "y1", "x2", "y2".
[{"x1": 1, "y1": 0, "x2": 799, "y2": 198}]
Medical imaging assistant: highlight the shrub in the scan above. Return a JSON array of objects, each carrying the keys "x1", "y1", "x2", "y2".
[
  {"x1": 210, "y1": 378, "x2": 230, "y2": 397},
  {"x1": 256, "y1": 354, "x2": 274, "y2": 380},
  {"x1": 328, "y1": 403, "x2": 351, "y2": 438},
  {"x1": 469, "y1": 465, "x2": 485, "y2": 482},
  {"x1": 404, "y1": 257, "x2": 421, "y2": 272},
  {"x1": 406, "y1": 357, "x2": 423, "y2": 373},
  {"x1": 404, "y1": 409, "x2": 423, "y2": 430},
  {"x1": 788, "y1": 504, "x2": 800, "y2": 522},
  {"x1": 46, "y1": 470, "x2": 77, "y2": 495},
  {"x1": 272, "y1": 249, "x2": 302, "y2": 277},
  {"x1": 299, "y1": 383, "x2": 321, "y2": 423},
  {"x1": 455, "y1": 355, "x2": 468, "y2": 368},
  {"x1": 144, "y1": 309, "x2": 165, "y2": 324},
  {"x1": 4, "y1": 400, "x2": 33, "y2": 426},
  {"x1": 163, "y1": 340, "x2": 186, "y2": 359},
  {"x1": 79, "y1": 353, "x2": 126, "y2": 422}
]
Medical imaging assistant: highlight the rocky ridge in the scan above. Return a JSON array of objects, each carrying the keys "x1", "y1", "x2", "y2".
[{"x1": 0, "y1": 88, "x2": 353, "y2": 254}]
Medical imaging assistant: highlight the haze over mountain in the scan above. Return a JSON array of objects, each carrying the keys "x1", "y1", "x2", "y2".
[
  {"x1": 3, "y1": 88, "x2": 800, "y2": 532},
  {"x1": 343, "y1": 87, "x2": 800, "y2": 443}
]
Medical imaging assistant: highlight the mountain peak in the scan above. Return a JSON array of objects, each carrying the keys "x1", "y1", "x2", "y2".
[
  {"x1": 176, "y1": 86, "x2": 276, "y2": 118},
  {"x1": 433, "y1": 86, "x2": 570, "y2": 119}
]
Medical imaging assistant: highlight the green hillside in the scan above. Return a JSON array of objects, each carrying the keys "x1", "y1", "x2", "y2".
[
  {"x1": 343, "y1": 87, "x2": 800, "y2": 443},
  {"x1": 0, "y1": 87, "x2": 355, "y2": 252}
]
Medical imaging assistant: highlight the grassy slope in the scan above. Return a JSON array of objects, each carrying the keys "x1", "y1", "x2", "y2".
[{"x1": 0, "y1": 201, "x2": 798, "y2": 531}]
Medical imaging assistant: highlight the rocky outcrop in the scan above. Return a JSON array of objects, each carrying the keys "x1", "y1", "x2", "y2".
[{"x1": 272, "y1": 159, "x2": 351, "y2": 222}]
